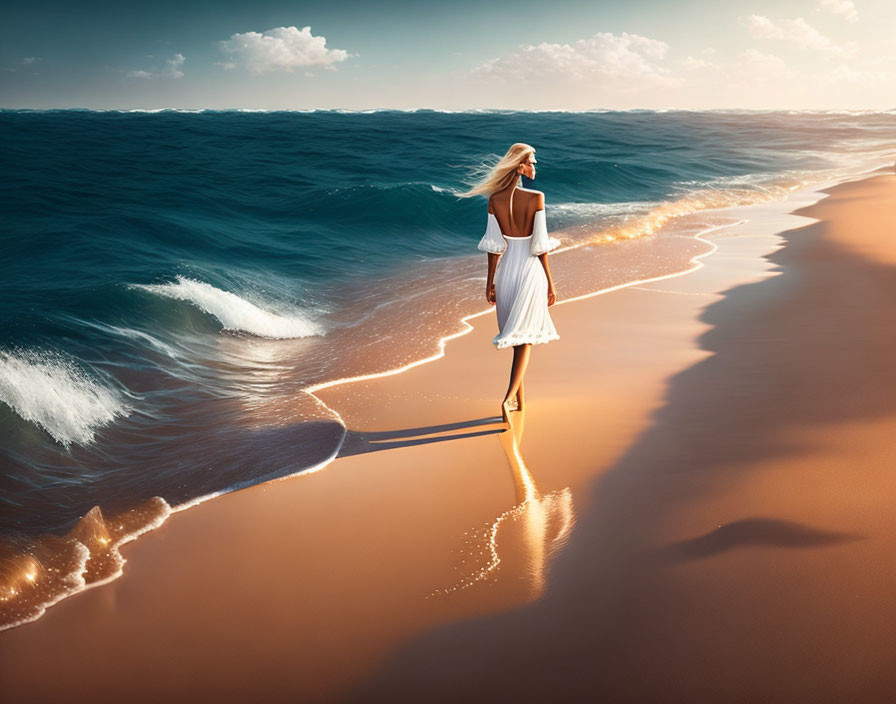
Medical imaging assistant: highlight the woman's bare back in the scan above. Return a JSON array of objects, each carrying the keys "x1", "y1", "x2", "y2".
[{"x1": 488, "y1": 187, "x2": 544, "y2": 239}]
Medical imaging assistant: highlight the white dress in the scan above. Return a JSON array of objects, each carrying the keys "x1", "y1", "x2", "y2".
[{"x1": 477, "y1": 198, "x2": 561, "y2": 349}]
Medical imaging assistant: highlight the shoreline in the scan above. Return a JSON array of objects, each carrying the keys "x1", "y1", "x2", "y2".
[
  {"x1": 1, "y1": 167, "x2": 882, "y2": 702},
  {"x1": 1, "y1": 151, "x2": 886, "y2": 533},
  {"x1": 346, "y1": 170, "x2": 896, "y2": 702},
  {"x1": 0, "y1": 169, "x2": 809, "y2": 633},
  {"x1": 0, "y1": 170, "x2": 871, "y2": 636}
]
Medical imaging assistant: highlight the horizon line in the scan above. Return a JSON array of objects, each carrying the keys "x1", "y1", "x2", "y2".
[{"x1": 3, "y1": 107, "x2": 896, "y2": 115}]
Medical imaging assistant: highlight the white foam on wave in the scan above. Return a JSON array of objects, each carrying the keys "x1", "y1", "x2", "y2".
[
  {"x1": 0, "y1": 496, "x2": 173, "y2": 632},
  {"x1": 131, "y1": 275, "x2": 323, "y2": 339},
  {"x1": 77, "y1": 319, "x2": 184, "y2": 359},
  {"x1": 106, "y1": 325, "x2": 183, "y2": 358},
  {"x1": 0, "y1": 349, "x2": 131, "y2": 447},
  {"x1": 430, "y1": 183, "x2": 468, "y2": 196},
  {"x1": 550, "y1": 201, "x2": 659, "y2": 218}
]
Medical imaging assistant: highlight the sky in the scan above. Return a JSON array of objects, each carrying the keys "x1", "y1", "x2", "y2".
[{"x1": 2, "y1": 0, "x2": 894, "y2": 110}]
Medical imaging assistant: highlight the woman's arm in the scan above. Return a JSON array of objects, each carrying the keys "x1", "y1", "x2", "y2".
[
  {"x1": 538, "y1": 253, "x2": 556, "y2": 306},
  {"x1": 533, "y1": 192, "x2": 555, "y2": 305},
  {"x1": 485, "y1": 196, "x2": 499, "y2": 303},
  {"x1": 486, "y1": 252, "x2": 499, "y2": 304}
]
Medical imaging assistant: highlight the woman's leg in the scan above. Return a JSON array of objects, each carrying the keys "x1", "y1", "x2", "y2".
[{"x1": 503, "y1": 344, "x2": 531, "y2": 416}]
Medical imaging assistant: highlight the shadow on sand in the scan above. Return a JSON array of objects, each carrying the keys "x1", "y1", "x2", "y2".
[
  {"x1": 337, "y1": 416, "x2": 504, "y2": 457},
  {"x1": 346, "y1": 177, "x2": 896, "y2": 702},
  {"x1": 653, "y1": 517, "x2": 862, "y2": 564}
]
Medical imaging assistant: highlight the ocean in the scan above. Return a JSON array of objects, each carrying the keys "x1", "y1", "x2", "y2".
[{"x1": 1, "y1": 108, "x2": 894, "y2": 629}]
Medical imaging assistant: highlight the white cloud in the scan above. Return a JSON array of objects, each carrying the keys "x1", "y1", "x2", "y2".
[
  {"x1": 470, "y1": 31, "x2": 676, "y2": 86},
  {"x1": 682, "y1": 56, "x2": 715, "y2": 71},
  {"x1": 821, "y1": 52, "x2": 896, "y2": 87},
  {"x1": 825, "y1": 64, "x2": 889, "y2": 85},
  {"x1": 127, "y1": 53, "x2": 184, "y2": 79},
  {"x1": 216, "y1": 26, "x2": 355, "y2": 75},
  {"x1": 5, "y1": 56, "x2": 41, "y2": 73},
  {"x1": 740, "y1": 15, "x2": 851, "y2": 56},
  {"x1": 734, "y1": 49, "x2": 797, "y2": 82},
  {"x1": 816, "y1": 0, "x2": 859, "y2": 23}
]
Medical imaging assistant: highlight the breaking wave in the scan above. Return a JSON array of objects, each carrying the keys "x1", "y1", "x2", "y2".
[{"x1": 130, "y1": 276, "x2": 323, "y2": 339}]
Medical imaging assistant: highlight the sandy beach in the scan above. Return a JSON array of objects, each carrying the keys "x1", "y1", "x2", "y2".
[{"x1": 2, "y1": 171, "x2": 895, "y2": 702}]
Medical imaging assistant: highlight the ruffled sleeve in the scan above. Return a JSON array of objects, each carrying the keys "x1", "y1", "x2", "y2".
[
  {"x1": 530, "y1": 209, "x2": 561, "y2": 256},
  {"x1": 477, "y1": 212, "x2": 506, "y2": 254}
]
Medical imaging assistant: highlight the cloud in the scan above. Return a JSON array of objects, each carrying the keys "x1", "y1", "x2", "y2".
[
  {"x1": 469, "y1": 31, "x2": 676, "y2": 86},
  {"x1": 815, "y1": 0, "x2": 859, "y2": 23},
  {"x1": 682, "y1": 56, "x2": 716, "y2": 71},
  {"x1": 4, "y1": 56, "x2": 41, "y2": 73},
  {"x1": 127, "y1": 53, "x2": 185, "y2": 79},
  {"x1": 216, "y1": 26, "x2": 356, "y2": 74},
  {"x1": 740, "y1": 15, "x2": 851, "y2": 56},
  {"x1": 734, "y1": 49, "x2": 797, "y2": 82},
  {"x1": 821, "y1": 53, "x2": 896, "y2": 87},
  {"x1": 824, "y1": 64, "x2": 889, "y2": 85}
]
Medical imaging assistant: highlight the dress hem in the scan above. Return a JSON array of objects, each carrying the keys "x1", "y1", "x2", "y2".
[{"x1": 492, "y1": 332, "x2": 560, "y2": 349}]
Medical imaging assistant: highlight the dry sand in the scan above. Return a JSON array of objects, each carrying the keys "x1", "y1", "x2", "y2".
[{"x1": 1, "y1": 173, "x2": 894, "y2": 703}]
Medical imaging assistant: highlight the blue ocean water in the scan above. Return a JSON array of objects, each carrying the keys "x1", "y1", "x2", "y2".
[{"x1": 1, "y1": 108, "x2": 894, "y2": 628}]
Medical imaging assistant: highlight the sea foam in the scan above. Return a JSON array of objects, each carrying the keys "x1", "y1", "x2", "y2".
[
  {"x1": 132, "y1": 276, "x2": 323, "y2": 339},
  {"x1": 0, "y1": 349, "x2": 131, "y2": 447},
  {"x1": 0, "y1": 496, "x2": 172, "y2": 632}
]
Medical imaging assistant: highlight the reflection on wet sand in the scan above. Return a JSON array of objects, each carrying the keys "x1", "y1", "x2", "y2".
[{"x1": 433, "y1": 408, "x2": 575, "y2": 597}]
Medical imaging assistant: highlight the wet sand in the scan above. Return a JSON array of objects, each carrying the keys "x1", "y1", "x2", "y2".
[
  {"x1": 349, "y1": 171, "x2": 896, "y2": 703},
  {"x1": 2, "y1": 173, "x2": 894, "y2": 702}
]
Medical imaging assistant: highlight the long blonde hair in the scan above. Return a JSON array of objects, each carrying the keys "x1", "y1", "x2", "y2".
[{"x1": 457, "y1": 142, "x2": 535, "y2": 198}]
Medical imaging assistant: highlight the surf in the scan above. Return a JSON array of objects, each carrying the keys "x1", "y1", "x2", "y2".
[
  {"x1": 0, "y1": 349, "x2": 132, "y2": 447},
  {"x1": 130, "y1": 276, "x2": 323, "y2": 339}
]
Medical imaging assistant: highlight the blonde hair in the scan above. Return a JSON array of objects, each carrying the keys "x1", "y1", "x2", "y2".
[{"x1": 457, "y1": 142, "x2": 535, "y2": 198}]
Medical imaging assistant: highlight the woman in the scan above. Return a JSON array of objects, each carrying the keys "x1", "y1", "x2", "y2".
[{"x1": 459, "y1": 143, "x2": 560, "y2": 422}]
